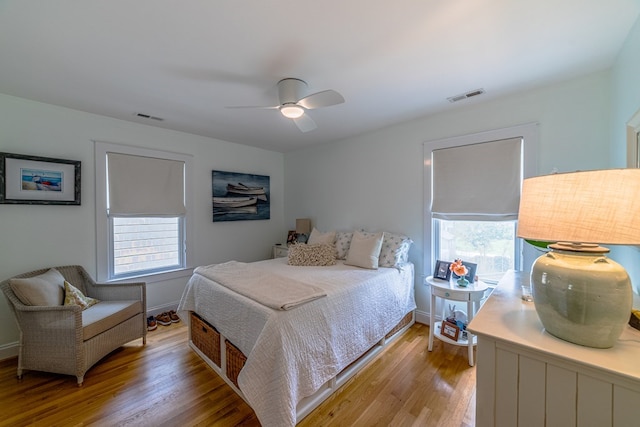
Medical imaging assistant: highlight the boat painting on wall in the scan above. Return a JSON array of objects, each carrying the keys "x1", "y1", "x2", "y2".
[{"x1": 212, "y1": 170, "x2": 270, "y2": 222}]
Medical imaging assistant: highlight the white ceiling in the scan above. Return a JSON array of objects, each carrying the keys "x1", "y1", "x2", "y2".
[{"x1": 1, "y1": 1, "x2": 638, "y2": 152}]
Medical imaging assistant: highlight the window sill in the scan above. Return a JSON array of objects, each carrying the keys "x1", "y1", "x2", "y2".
[{"x1": 107, "y1": 267, "x2": 194, "y2": 284}]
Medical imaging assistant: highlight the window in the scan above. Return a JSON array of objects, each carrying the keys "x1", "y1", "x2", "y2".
[
  {"x1": 95, "y1": 142, "x2": 193, "y2": 281},
  {"x1": 424, "y1": 123, "x2": 538, "y2": 283},
  {"x1": 434, "y1": 220, "x2": 517, "y2": 283},
  {"x1": 112, "y1": 217, "x2": 182, "y2": 276}
]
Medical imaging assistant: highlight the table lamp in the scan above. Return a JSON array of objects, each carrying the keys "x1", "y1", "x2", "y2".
[
  {"x1": 517, "y1": 169, "x2": 640, "y2": 348},
  {"x1": 296, "y1": 218, "x2": 311, "y2": 243}
]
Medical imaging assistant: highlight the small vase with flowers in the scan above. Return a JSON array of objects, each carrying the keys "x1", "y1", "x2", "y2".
[{"x1": 450, "y1": 259, "x2": 469, "y2": 287}]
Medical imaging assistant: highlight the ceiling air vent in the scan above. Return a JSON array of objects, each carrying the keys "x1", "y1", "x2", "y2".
[
  {"x1": 134, "y1": 113, "x2": 164, "y2": 121},
  {"x1": 447, "y1": 88, "x2": 485, "y2": 103}
]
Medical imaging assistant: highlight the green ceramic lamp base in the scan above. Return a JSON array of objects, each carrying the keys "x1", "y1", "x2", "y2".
[{"x1": 531, "y1": 245, "x2": 632, "y2": 349}]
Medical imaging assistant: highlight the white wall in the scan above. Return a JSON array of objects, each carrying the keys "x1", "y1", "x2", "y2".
[
  {"x1": 0, "y1": 94, "x2": 284, "y2": 356},
  {"x1": 609, "y1": 16, "x2": 640, "y2": 291},
  {"x1": 284, "y1": 70, "x2": 612, "y2": 322}
]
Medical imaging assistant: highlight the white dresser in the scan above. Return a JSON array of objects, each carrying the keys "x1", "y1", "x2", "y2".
[{"x1": 467, "y1": 270, "x2": 640, "y2": 427}]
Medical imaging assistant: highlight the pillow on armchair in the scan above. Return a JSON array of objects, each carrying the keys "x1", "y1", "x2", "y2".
[
  {"x1": 63, "y1": 281, "x2": 99, "y2": 309},
  {"x1": 9, "y1": 268, "x2": 65, "y2": 306}
]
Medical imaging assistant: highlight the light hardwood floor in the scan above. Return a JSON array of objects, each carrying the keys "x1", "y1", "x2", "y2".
[{"x1": 0, "y1": 321, "x2": 475, "y2": 427}]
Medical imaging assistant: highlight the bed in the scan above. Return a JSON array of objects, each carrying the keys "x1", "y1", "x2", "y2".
[{"x1": 177, "y1": 235, "x2": 416, "y2": 426}]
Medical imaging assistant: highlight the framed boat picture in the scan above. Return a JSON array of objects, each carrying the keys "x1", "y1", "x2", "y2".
[
  {"x1": 0, "y1": 152, "x2": 81, "y2": 205},
  {"x1": 212, "y1": 170, "x2": 270, "y2": 222}
]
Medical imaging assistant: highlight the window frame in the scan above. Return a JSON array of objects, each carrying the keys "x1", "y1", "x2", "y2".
[
  {"x1": 423, "y1": 123, "x2": 539, "y2": 281},
  {"x1": 95, "y1": 141, "x2": 194, "y2": 282}
]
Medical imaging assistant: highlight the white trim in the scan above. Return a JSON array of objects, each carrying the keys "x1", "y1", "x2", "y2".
[
  {"x1": 94, "y1": 141, "x2": 195, "y2": 282},
  {"x1": 627, "y1": 108, "x2": 640, "y2": 168},
  {"x1": 414, "y1": 309, "x2": 429, "y2": 325},
  {"x1": 422, "y1": 123, "x2": 539, "y2": 278},
  {"x1": 0, "y1": 341, "x2": 18, "y2": 362}
]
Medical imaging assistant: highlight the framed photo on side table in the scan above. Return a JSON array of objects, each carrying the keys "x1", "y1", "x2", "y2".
[
  {"x1": 441, "y1": 320, "x2": 460, "y2": 341},
  {"x1": 433, "y1": 260, "x2": 452, "y2": 281},
  {"x1": 286, "y1": 230, "x2": 297, "y2": 246}
]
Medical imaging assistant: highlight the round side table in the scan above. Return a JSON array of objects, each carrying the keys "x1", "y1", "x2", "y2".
[{"x1": 426, "y1": 276, "x2": 489, "y2": 366}]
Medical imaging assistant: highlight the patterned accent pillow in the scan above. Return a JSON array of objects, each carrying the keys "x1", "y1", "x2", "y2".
[
  {"x1": 335, "y1": 231, "x2": 353, "y2": 260},
  {"x1": 288, "y1": 243, "x2": 337, "y2": 266},
  {"x1": 63, "y1": 281, "x2": 99, "y2": 310},
  {"x1": 360, "y1": 230, "x2": 413, "y2": 267}
]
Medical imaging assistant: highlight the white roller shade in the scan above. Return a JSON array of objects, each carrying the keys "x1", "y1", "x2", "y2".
[
  {"x1": 107, "y1": 152, "x2": 186, "y2": 216},
  {"x1": 431, "y1": 137, "x2": 522, "y2": 221}
]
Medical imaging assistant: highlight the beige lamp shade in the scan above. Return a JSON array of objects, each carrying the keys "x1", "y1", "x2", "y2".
[
  {"x1": 517, "y1": 169, "x2": 640, "y2": 245},
  {"x1": 296, "y1": 218, "x2": 311, "y2": 235}
]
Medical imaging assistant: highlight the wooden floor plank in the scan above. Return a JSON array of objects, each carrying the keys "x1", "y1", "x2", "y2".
[{"x1": 0, "y1": 322, "x2": 475, "y2": 426}]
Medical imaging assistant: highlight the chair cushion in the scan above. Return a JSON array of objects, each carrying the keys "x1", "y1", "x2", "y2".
[
  {"x1": 9, "y1": 268, "x2": 65, "y2": 306},
  {"x1": 82, "y1": 300, "x2": 143, "y2": 341}
]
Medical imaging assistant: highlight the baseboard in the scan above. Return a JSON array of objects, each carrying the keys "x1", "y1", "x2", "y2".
[
  {"x1": 147, "y1": 301, "x2": 180, "y2": 317},
  {"x1": 415, "y1": 309, "x2": 429, "y2": 325},
  {"x1": 0, "y1": 341, "x2": 18, "y2": 362}
]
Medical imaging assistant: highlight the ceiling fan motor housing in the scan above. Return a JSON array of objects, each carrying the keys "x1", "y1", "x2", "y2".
[{"x1": 278, "y1": 78, "x2": 307, "y2": 105}]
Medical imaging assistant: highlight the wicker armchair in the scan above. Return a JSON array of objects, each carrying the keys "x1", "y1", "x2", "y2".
[{"x1": 1, "y1": 265, "x2": 146, "y2": 385}]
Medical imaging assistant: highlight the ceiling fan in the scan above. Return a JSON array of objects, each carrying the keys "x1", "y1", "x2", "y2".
[{"x1": 227, "y1": 78, "x2": 345, "y2": 132}]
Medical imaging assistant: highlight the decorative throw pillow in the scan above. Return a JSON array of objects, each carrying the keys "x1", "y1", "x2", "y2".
[
  {"x1": 307, "y1": 228, "x2": 336, "y2": 246},
  {"x1": 335, "y1": 231, "x2": 353, "y2": 260},
  {"x1": 345, "y1": 231, "x2": 384, "y2": 269},
  {"x1": 9, "y1": 268, "x2": 65, "y2": 306},
  {"x1": 378, "y1": 232, "x2": 413, "y2": 267},
  {"x1": 63, "y1": 281, "x2": 99, "y2": 310},
  {"x1": 359, "y1": 230, "x2": 413, "y2": 267},
  {"x1": 288, "y1": 243, "x2": 337, "y2": 266}
]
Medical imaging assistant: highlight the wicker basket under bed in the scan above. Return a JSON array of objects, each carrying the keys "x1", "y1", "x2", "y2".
[
  {"x1": 385, "y1": 311, "x2": 414, "y2": 339},
  {"x1": 225, "y1": 339, "x2": 247, "y2": 387},
  {"x1": 190, "y1": 312, "x2": 221, "y2": 367}
]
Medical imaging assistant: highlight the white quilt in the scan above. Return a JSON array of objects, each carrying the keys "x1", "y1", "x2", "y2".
[
  {"x1": 177, "y1": 258, "x2": 416, "y2": 427},
  {"x1": 194, "y1": 261, "x2": 327, "y2": 310}
]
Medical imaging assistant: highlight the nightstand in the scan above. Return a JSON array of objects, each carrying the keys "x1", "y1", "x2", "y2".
[
  {"x1": 426, "y1": 276, "x2": 489, "y2": 366},
  {"x1": 272, "y1": 245, "x2": 289, "y2": 259}
]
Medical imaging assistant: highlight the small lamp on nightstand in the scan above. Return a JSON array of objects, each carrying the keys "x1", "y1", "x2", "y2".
[
  {"x1": 296, "y1": 218, "x2": 311, "y2": 243},
  {"x1": 517, "y1": 169, "x2": 640, "y2": 348}
]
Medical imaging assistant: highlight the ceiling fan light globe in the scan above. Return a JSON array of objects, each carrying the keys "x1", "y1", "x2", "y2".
[{"x1": 280, "y1": 105, "x2": 304, "y2": 119}]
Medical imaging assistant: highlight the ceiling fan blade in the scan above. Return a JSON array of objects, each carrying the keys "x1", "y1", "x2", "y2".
[
  {"x1": 297, "y1": 90, "x2": 344, "y2": 110},
  {"x1": 293, "y1": 113, "x2": 317, "y2": 133},
  {"x1": 225, "y1": 105, "x2": 279, "y2": 110}
]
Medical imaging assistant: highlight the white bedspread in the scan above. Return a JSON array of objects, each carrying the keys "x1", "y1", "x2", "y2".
[
  {"x1": 177, "y1": 258, "x2": 415, "y2": 427},
  {"x1": 194, "y1": 261, "x2": 327, "y2": 310}
]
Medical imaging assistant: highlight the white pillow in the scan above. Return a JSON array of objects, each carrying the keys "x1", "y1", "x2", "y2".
[
  {"x1": 307, "y1": 228, "x2": 336, "y2": 246},
  {"x1": 345, "y1": 231, "x2": 384, "y2": 269},
  {"x1": 9, "y1": 268, "x2": 65, "y2": 306}
]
